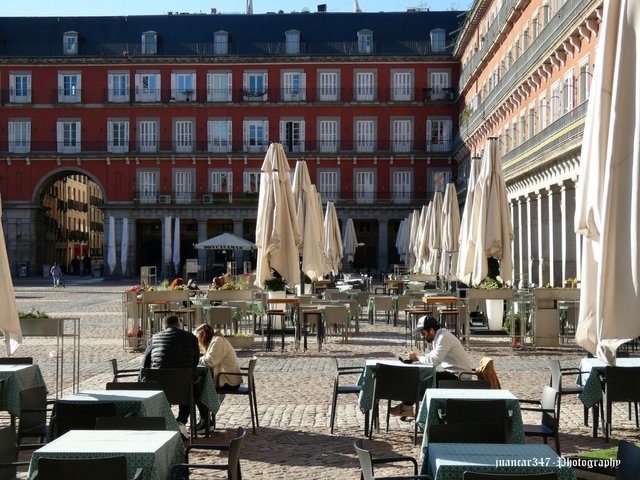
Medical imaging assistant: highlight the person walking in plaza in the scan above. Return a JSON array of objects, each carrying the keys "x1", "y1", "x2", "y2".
[
  {"x1": 392, "y1": 315, "x2": 471, "y2": 417},
  {"x1": 143, "y1": 315, "x2": 207, "y2": 438},
  {"x1": 50, "y1": 263, "x2": 62, "y2": 287},
  {"x1": 194, "y1": 323, "x2": 242, "y2": 434}
]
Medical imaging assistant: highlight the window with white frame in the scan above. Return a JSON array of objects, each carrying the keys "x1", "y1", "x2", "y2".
[
  {"x1": 243, "y1": 120, "x2": 269, "y2": 152},
  {"x1": 141, "y1": 31, "x2": 157, "y2": 55},
  {"x1": 138, "y1": 170, "x2": 158, "y2": 203},
  {"x1": 282, "y1": 71, "x2": 306, "y2": 101},
  {"x1": 210, "y1": 170, "x2": 232, "y2": 195},
  {"x1": 357, "y1": 29, "x2": 373, "y2": 54},
  {"x1": 8, "y1": 120, "x2": 30, "y2": 154},
  {"x1": 426, "y1": 118, "x2": 452, "y2": 152},
  {"x1": 174, "y1": 120, "x2": 194, "y2": 153},
  {"x1": 578, "y1": 56, "x2": 590, "y2": 104},
  {"x1": 430, "y1": 29, "x2": 446, "y2": 53},
  {"x1": 9, "y1": 73, "x2": 31, "y2": 103},
  {"x1": 317, "y1": 170, "x2": 339, "y2": 202},
  {"x1": 355, "y1": 119, "x2": 375, "y2": 153},
  {"x1": 429, "y1": 71, "x2": 450, "y2": 100},
  {"x1": 550, "y1": 81, "x2": 563, "y2": 122},
  {"x1": 135, "y1": 72, "x2": 161, "y2": 102},
  {"x1": 511, "y1": 119, "x2": 519, "y2": 147},
  {"x1": 355, "y1": 71, "x2": 376, "y2": 101},
  {"x1": 318, "y1": 71, "x2": 339, "y2": 101},
  {"x1": 56, "y1": 120, "x2": 81, "y2": 154},
  {"x1": 542, "y1": 1, "x2": 550, "y2": 28},
  {"x1": 280, "y1": 120, "x2": 305, "y2": 153},
  {"x1": 174, "y1": 170, "x2": 194, "y2": 204},
  {"x1": 503, "y1": 125, "x2": 510, "y2": 154},
  {"x1": 392, "y1": 119, "x2": 413, "y2": 153},
  {"x1": 171, "y1": 72, "x2": 197, "y2": 102},
  {"x1": 108, "y1": 72, "x2": 130, "y2": 103},
  {"x1": 107, "y1": 119, "x2": 129, "y2": 153},
  {"x1": 63, "y1": 31, "x2": 78, "y2": 55},
  {"x1": 318, "y1": 119, "x2": 339, "y2": 153},
  {"x1": 519, "y1": 111, "x2": 527, "y2": 144},
  {"x1": 58, "y1": 72, "x2": 81, "y2": 102},
  {"x1": 354, "y1": 170, "x2": 375, "y2": 204},
  {"x1": 207, "y1": 72, "x2": 232, "y2": 102},
  {"x1": 528, "y1": 103, "x2": 537, "y2": 139},
  {"x1": 138, "y1": 120, "x2": 159, "y2": 153},
  {"x1": 539, "y1": 94, "x2": 548, "y2": 130},
  {"x1": 243, "y1": 72, "x2": 268, "y2": 101},
  {"x1": 532, "y1": 10, "x2": 540, "y2": 40},
  {"x1": 285, "y1": 30, "x2": 300, "y2": 54},
  {"x1": 391, "y1": 170, "x2": 411, "y2": 203},
  {"x1": 523, "y1": 24, "x2": 529, "y2": 50},
  {"x1": 392, "y1": 71, "x2": 413, "y2": 101},
  {"x1": 207, "y1": 119, "x2": 232, "y2": 153},
  {"x1": 243, "y1": 171, "x2": 260, "y2": 193},
  {"x1": 563, "y1": 70, "x2": 575, "y2": 113},
  {"x1": 214, "y1": 31, "x2": 229, "y2": 55}
]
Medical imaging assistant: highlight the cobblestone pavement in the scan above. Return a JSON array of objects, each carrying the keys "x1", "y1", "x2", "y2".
[{"x1": 8, "y1": 277, "x2": 640, "y2": 479}]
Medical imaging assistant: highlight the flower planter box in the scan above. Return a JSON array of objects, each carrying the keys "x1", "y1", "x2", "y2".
[
  {"x1": 225, "y1": 335, "x2": 254, "y2": 349},
  {"x1": 127, "y1": 337, "x2": 144, "y2": 349},
  {"x1": 464, "y1": 288, "x2": 515, "y2": 300},
  {"x1": 207, "y1": 290, "x2": 253, "y2": 302}
]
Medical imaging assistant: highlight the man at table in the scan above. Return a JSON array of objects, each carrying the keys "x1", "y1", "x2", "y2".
[
  {"x1": 143, "y1": 315, "x2": 207, "y2": 439},
  {"x1": 392, "y1": 315, "x2": 471, "y2": 417}
]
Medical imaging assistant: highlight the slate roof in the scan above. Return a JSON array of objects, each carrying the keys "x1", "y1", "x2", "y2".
[{"x1": 0, "y1": 11, "x2": 465, "y2": 57}]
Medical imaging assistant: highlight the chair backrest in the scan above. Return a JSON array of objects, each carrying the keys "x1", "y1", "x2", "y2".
[
  {"x1": 208, "y1": 306, "x2": 234, "y2": 326},
  {"x1": 357, "y1": 291, "x2": 371, "y2": 307},
  {"x1": 353, "y1": 439, "x2": 376, "y2": 480},
  {"x1": 444, "y1": 399, "x2": 509, "y2": 433},
  {"x1": 438, "y1": 379, "x2": 492, "y2": 389},
  {"x1": 476, "y1": 356, "x2": 501, "y2": 389},
  {"x1": 141, "y1": 368, "x2": 194, "y2": 406},
  {"x1": 52, "y1": 401, "x2": 117, "y2": 438},
  {"x1": 373, "y1": 363, "x2": 420, "y2": 404},
  {"x1": 95, "y1": 415, "x2": 166, "y2": 430},
  {"x1": 539, "y1": 385, "x2": 560, "y2": 432},
  {"x1": 36, "y1": 456, "x2": 129, "y2": 480},
  {"x1": 324, "y1": 305, "x2": 348, "y2": 326},
  {"x1": 428, "y1": 422, "x2": 507, "y2": 443},
  {"x1": 373, "y1": 296, "x2": 393, "y2": 310},
  {"x1": 616, "y1": 440, "x2": 640, "y2": 480},
  {"x1": 345, "y1": 299, "x2": 360, "y2": 317},
  {"x1": 106, "y1": 381, "x2": 160, "y2": 390},
  {"x1": 547, "y1": 359, "x2": 562, "y2": 390},
  {"x1": 245, "y1": 357, "x2": 258, "y2": 391},
  {"x1": 395, "y1": 295, "x2": 412, "y2": 311},
  {"x1": 463, "y1": 472, "x2": 558, "y2": 480},
  {"x1": 18, "y1": 385, "x2": 49, "y2": 440},
  {"x1": 0, "y1": 357, "x2": 33, "y2": 364},
  {"x1": 605, "y1": 366, "x2": 640, "y2": 402},
  {"x1": 227, "y1": 426, "x2": 248, "y2": 480},
  {"x1": 0, "y1": 426, "x2": 20, "y2": 480}
]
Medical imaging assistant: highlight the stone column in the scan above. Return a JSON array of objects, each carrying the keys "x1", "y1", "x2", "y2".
[
  {"x1": 197, "y1": 219, "x2": 208, "y2": 281},
  {"x1": 378, "y1": 220, "x2": 388, "y2": 271},
  {"x1": 538, "y1": 188, "x2": 549, "y2": 286},
  {"x1": 526, "y1": 193, "x2": 536, "y2": 286},
  {"x1": 233, "y1": 220, "x2": 244, "y2": 271},
  {"x1": 516, "y1": 197, "x2": 527, "y2": 287}
]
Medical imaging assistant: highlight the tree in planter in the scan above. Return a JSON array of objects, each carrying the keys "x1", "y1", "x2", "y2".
[{"x1": 263, "y1": 269, "x2": 287, "y2": 292}]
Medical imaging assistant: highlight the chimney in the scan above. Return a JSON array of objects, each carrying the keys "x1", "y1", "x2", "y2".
[{"x1": 317, "y1": 4, "x2": 327, "y2": 11}]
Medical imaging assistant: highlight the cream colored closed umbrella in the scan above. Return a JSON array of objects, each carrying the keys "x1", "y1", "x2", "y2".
[
  {"x1": 0, "y1": 195, "x2": 21, "y2": 354},
  {"x1": 439, "y1": 182, "x2": 461, "y2": 279},
  {"x1": 395, "y1": 218, "x2": 408, "y2": 264},
  {"x1": 107, "y1": 215, "x2": 117, "y2": 275},
  {"x1": 343, "y1": 218, "x2": 359, "y2": 264},
  {"x1": 323, "y1": 201, "x2": 343, "y2": 275},
  {"x1": 120, "y1": 217, "x2": 129, "y2": 277},
  {"x1": 470, "y1": 137, "x2": 514, "y2": 286},
  {"x1": 575, "y1": 0, "x2": 640, "y2": 364},
  {"x1": 413, "y1": 204, "x2": 430, "y2": 273},
  {"x1": 406, "y1": 209, "x2": 420, "y2": 269},
  {"x1": 457, "y1": 157, "x2": 482, "y2": 285},
  {"x1": 254, "y1": 143, "x2": 302, "y2": 288},
  {"x1": 293, "y1": 159, "x2": 326, "y2": 282},
  {"x1": 426, "y1": 191, "x2": 443, "y2": 275}
]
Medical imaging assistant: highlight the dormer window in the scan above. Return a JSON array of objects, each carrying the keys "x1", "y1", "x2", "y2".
[
  {"x1": 141, "y1": 31, "x2": 157, "y2": 55},
  {"x1": 214, "y1": 31, "x2": 229, "y2": 55},
  {"x1": 63, "y1": 31, "x2": 78, "y2": 55},
  {"x1": 357, "y1": 29, "x2": 373, "y2": 54},
  {"x1": 285, "y1": 30, "x2": 300, "y2": 54},
  {"x1": 430, "y1": 29, "x2": 446, "y2": 53}
]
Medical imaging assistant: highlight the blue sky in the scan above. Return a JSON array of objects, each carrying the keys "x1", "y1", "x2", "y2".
[{"x1": 3, "y1": 0, "x2": 473, "y2": 16}]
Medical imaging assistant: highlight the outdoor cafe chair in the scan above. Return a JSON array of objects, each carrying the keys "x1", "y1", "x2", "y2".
[
  {"x1": 616, "y1": 440, "x2": 640, "y2": 480},
  {"x1": 353, "y1": 439, "x2": 431, "y2": 480},
  {"x1": 324, "y1": 304, "x2": 349, "y2": 341},
  {"x1": 108, "y1": 358, "x2": 139, "y2": 382},
  {"x1": 0, "y1": 425, "x2": 39, "y2": 480},
  {"x1": 50, "y1": 401, "x2": 117, "y2": 440},
  {"x1": 603, "y1": 366, "x2": 640, "y2": 441},
  {"x1": 438, "y1": 399, "x2": 510, "y2": 440},
  {"x1": 547, "y1": 359, "x2": 589, "y2": 427},
  {"x1": 0, "y1": 357, "x2": 33, "y2": 364},
  {"x1": 329, "y1": 357, "x2": 363, "y2": 434},
  {"x1": 16, "y1": 385, "x2": 53, "y2": 444},
  {"x1": 171, "y1": 426, "x2": 246, "y2": 480},
  {"x1": 33, "y1": 455, "x2": 142, "y2": 480},
  {"x1": 215, "y1": 357, "x2": 259, "y2": 434},
  {"x1": 371, "y1": 296, "x2": 394, "y2": 325},
  {"x1": 519, "y1": 386, "x2": 561, "y2": 454}
]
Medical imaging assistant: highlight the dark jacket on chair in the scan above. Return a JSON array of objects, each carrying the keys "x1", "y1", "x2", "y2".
[{"x1": 143, "y1": 326, "x2": 199, "y2": 371}]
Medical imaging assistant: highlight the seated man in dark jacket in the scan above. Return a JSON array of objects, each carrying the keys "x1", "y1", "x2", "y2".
[{"x1": 143, "y1": 315, "x2": 208, "y2": 437}]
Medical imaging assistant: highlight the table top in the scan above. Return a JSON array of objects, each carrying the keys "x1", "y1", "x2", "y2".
[
  {"x1": 266, "y1": 297, "x2": 300, "y2": 304},
  {"x1": 425, "y1": 443, "x2": 576, "y2": 480},
  {"x1": 30, "y1": 430, "x2": 184, "y2": 480},
  {"x1": 422, "y1": 296, "x2": 459, "y2": 304}
]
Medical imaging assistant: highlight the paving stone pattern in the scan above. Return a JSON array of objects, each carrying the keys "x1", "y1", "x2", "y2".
[{"x1": 9, "y1": 278, "x2": 639, "y2": 479}]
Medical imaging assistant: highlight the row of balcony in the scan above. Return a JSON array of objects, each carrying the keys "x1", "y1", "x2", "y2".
[
  {"x1": 4, "y1": 140, "x2": 454, "y2": 156},
  {"x1": 50, "y1": 229, "x2": 90, "y2": 242},
  {"x1": 133, "y1": 190, "x2": 442, "y2": 206},
  {"x1": 2, "y1": 87, "x2": 458, "y2": 106},
  {"x1": 3, "y1": 40, "x2": 453, "y2": 58}
]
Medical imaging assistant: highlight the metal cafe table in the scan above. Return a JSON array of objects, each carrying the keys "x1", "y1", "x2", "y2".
[
  {"x1": 29, "y1": 430, "x2": 184, "y2": 480},
  {"x1": 424, "y1": 443, "x2": 576, "y2": 479}
]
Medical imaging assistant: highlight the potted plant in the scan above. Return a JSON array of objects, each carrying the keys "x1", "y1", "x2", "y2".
[
  {"x1": 263, "y1": 269, "x2": 286, "y2": 294},
  {"x1": 504, "y1": 310, "x2": 521, "y2": 346}
]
